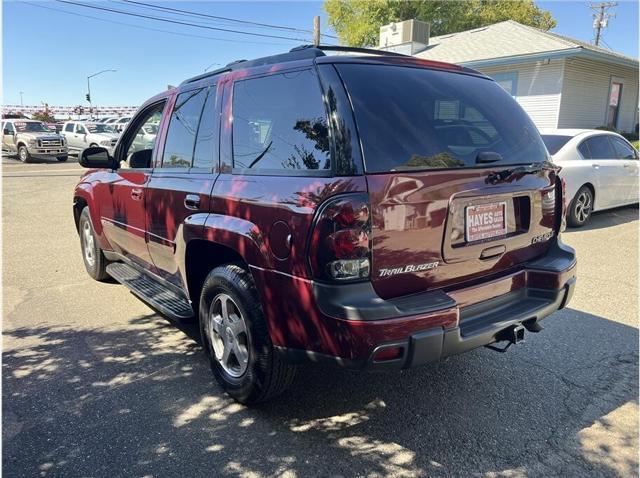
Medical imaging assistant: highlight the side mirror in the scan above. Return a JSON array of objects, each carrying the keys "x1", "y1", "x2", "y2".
[
  {"x1": 128, "y1": 149, "x2": 152, "y2": 169},
  {"x1": 3, "y1": 128, "x2": 10, "y2": 135},
  {"x1": 80, "y1": 147, "x2": 118, "y2": 169}
]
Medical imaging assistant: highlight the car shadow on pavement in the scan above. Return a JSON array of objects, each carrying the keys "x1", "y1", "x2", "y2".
[
  {"x1": 564, "y1": 205, "x2": 638, "y2": 233},
  {"x1": 3, "y1": 307, "x2": 638, "y2": 477}
]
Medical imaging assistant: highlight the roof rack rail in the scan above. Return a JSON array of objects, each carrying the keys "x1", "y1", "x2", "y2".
[
  {"x1": 180, "y1": 48, "x2": 325, "y2": 85},
  {"x1": 180, "y1": 44, "x2": 406, "y2": 86},
  {"x1": 290, "y1": 44, "x2": 408, "y2": 57}
]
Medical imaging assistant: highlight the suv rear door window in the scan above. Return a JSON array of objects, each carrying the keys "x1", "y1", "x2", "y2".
[
  {"x1": 336, "y1": 64, "x2": 548, "y2": 172},
  {"x1": 192, "y1": 86, "x2": 218, "y2": 169},
  {"x1": 232, "y1": 69, "x2": 330, "y2": 172},
  {"x1": 65, "y1": 123, "x2": 74, "y2": 132},
  {"x1": 162, "y1": 88, "x2": 207, "y2": 168}
]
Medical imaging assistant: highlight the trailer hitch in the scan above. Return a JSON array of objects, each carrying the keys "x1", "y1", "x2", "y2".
[{"x1": 485, "y1": 324, "x2": 526, "y2": 353}]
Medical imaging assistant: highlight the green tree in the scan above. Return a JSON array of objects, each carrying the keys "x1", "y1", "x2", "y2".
[{"x1": 324, "y1": 0, "x2": 556, "y2": 47}]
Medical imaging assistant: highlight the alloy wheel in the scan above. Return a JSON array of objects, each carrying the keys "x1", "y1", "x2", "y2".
[
  {"x1": 575, "y1": 191, "x2": 592, "y2": 224},
  {"x1": 82, "y1": 220, "x2": 95, "y2": 266},
  {"x1": 206, "y1": 293, "x2": 249, "y2": 378}
]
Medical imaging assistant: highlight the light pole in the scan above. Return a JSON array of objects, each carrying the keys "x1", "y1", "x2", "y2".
[
  {"x1": 87, "y1": 69, "x2": 116, "y2": 119},
  {"x1": 19, "y1": 91, "x2": 23, "y2": 107},
  {"x1": 204, "y1": 62, "x2": 220, "y2": 72}
]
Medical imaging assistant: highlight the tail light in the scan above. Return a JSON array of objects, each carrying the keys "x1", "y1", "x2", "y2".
[
  {"x1": 309, "y1": 193, "x2": 371, "y2": 282},
  {"x1": 554, "y1": 175, "x2": 567, "y2": 233}
]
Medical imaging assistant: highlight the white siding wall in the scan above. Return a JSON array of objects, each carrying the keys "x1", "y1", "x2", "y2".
[
  {"x1": 478, "y1": 59, "x2": 565, "y2": 129},
  {"x1": 559, "y1": 57, "x2": 639, "y2": 132}
]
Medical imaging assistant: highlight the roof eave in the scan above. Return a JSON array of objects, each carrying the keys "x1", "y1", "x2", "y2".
[{"x1": 459, "y1": 47, "x2": 638, "y2": 70}]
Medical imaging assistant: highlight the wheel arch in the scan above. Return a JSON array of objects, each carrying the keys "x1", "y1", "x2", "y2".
[{"x1": 183, "y1": 239, "x2": 251, "y2": 310}]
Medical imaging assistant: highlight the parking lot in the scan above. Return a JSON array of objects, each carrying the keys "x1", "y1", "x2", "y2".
[{"x1": 2, "y1": 157, "x2": 638, "y2": 477}]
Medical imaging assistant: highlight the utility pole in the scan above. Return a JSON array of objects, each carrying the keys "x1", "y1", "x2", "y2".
[
  {"x1": 589, "y1": 2, "x2": 617, "y2": 46},
  {"x1": 313, "y1": 16, "x2": 320, "y2": 46},
  {"x1": 19, "y1": 91, "x2": 23, "y2": 107}
]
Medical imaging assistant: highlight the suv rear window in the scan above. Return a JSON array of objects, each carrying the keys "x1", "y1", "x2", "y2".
[{"x1": 336, "y1": 64, "x2": 548, "y2": 172}]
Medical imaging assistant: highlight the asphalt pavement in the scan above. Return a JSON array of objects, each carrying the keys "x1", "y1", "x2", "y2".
[{"x1": 3, "y1": 156, "x2": 638, "y2": 477}]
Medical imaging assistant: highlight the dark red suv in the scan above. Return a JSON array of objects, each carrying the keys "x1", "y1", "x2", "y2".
[{"x1": 74, "y1": 46, "x2": 576, "y2": 403}]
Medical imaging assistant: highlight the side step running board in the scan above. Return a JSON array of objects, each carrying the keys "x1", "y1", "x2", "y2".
[{"x1": 106, "y1": 262, "x2": 194, "y2": 321}]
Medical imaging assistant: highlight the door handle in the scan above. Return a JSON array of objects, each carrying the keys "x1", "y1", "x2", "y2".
[
  {"x1": 623, "y1": 163, "x2": 631, "y2": 168},
  {"x1": 131, "y1": 188, "x2": 143, "y2": 201},
  {"x1": 592, "y1": 164, "x2": 600, "y2": 169},
  {"x1": 184, "y1": 194, "x2": 201, "y2": 210}
]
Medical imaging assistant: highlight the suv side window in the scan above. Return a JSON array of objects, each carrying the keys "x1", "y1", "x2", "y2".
[
  {"x1": 5, "y1": 122, "x2": 15, "y2": 133},
  {"x1": 193, "y1": 86, "x2": 218, "y2": 169},
  {"x1": 121, "y1": 101, "x2": 165, "y2": 167},
  {"x1": 161, "y1": 88, "x2": 207, "y2": 168},
  {"x1": 610, "y1": 136, "x2": 638, "y2": 160},
  {"x1": 65, "y1": 123, "x2": 74, "y2": 132},
  {"x1": 582, "y1": 136, "x2": 615, "y2": 159},
  {"x1": 232, "y1": 69, "x2": 330, "y2": 172},
  {"x1": 76, "y1": 124, "x2": 86, "y2": 134}
]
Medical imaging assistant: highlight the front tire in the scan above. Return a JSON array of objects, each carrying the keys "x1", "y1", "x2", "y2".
[
  {"x1": 568, "y1": 186, "x2": 594, "y2": 227},
  {"x1": 199, "y1": 264, "x2": 296, "y2": 404},
  {"x1": 79, "y1": 207, "x2": 109, "y2": 281},
  {"x1": 18, "y1": 145, "x2": 31, "y2": 163}
]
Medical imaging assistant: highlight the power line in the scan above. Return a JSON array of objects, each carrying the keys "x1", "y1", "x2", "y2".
[
  {"x1": 55, "y1": 0, "x2": 309, "y2": 42},
  {"x1": 120, "y1": 0, "x2": 337, "y2": 39},
  {"x1": 19, "y1": 1, "x2": 292, "y2": 46}
]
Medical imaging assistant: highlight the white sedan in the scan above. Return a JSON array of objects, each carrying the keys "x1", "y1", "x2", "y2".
[{"x1": 540, "y1": 129, "x2": 639, "y2": 227}]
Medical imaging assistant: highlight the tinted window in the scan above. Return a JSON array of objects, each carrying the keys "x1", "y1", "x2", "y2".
[
  {"x1": 610, "y1": 136, "x2": 637, "y2": 160},
  {"x1": 337, "y1": 64, "x2": 548, "y2": 172},
  {"x1": 162, "y1": 89, "x2": 207, "y2": 168},
  {"x1": 65, "y1": 123, "x2": 74, "y2": 132},
  {"x1": 193, "y1": 86, "x2": 218, "y2": 169},
  {"x1": 582, "y1": 136, "x2": 615, "y2": 160},
  {"x1": 578, "y1": 141, "x2": 590, "y2": 158},
  {"x1": 5, "y1": 123, "x2": 14, "y2": 133},
  {"x1": 76, "y1": 124, "x2": 86, "y2": 134},
  {"x1": 232, "y1": 69, "x2": 330, "y2": 172},
  {"x1": 541, "y1": 135, "x2": 572, "y2": 155}
]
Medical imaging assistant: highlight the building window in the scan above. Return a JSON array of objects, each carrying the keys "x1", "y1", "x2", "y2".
[
  {"x1": 606, "y1": 78, "x2": 623, "y2": 129},
  {"x1": 491, "y1": 72, "x2": 518, "y2": 97}
]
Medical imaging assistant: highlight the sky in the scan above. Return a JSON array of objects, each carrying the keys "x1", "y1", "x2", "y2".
[{"x1": 2, "y1": 0, "x2": 638, "y2": 107}]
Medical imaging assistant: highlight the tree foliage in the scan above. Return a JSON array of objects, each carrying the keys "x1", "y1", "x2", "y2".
[{"x1": 324, "y1": 0, "x2": 557, "y2": 47}]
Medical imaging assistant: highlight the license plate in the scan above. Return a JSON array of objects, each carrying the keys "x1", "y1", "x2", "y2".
[{"x1": 465, "y1": 202, "x2": 507, "y2": 242}]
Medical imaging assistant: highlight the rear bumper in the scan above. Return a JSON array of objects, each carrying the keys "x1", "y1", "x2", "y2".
[{"x1": 253, "y1": 238, "x2": 576, "y2": 369}]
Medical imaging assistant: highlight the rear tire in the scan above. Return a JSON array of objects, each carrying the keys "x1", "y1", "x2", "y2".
[
  {"x1": 199, "y1": 264, "x2": 296, "y2": 404},
  {"x1": 18, "y1": 145, "x2": 31, "y2": 163},
  {"x1": 568, "y1": 186, "x2": 593, "y2": 227},
  {"x1": 79, "y1": 207, "x2": 109, "y2": 281}
]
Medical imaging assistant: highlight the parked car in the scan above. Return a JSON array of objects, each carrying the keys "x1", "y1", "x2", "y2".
[
  {"x1": 61, "y1": 121, "x2": 119, "y2": 154},
  {"x1": 1, "y1": 119, "x2": 68, "y2": 162},
  {"x1": 73, "y1": 46, "x2": 576, "y2": 404},
  {"x1": 111, "y1": 116, "x2": 131, "y2": 133},
  {"x1": 541, "y1": 129, "x2": 639, "y2": 227}
]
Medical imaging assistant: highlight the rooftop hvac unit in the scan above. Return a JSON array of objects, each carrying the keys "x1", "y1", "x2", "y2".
[{"x1": 379, "y1": 19, "x2": 430, "y2": 55}]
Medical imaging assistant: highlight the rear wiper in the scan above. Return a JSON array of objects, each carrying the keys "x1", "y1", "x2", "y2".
[
  {"x1": 476, "y1": 151, "x2": 503, "y2": 163},
  {"x1": 486, "y1": 161, "x2": 554, "y2": 185}
]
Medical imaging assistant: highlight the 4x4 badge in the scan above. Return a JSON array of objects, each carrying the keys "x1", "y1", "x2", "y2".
[{"x1": 379, "y1": 261, "x2": 439, "y2": 278}]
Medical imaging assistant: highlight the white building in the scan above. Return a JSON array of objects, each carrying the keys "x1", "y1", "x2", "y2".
[{"x1": 382, "y1": 20, "x2": 639, "y2": 133}]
